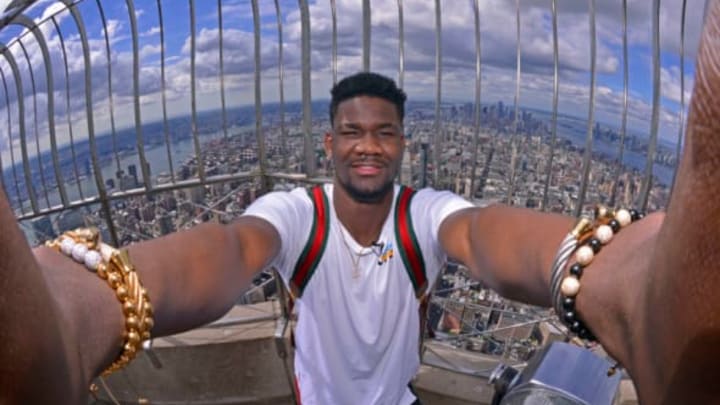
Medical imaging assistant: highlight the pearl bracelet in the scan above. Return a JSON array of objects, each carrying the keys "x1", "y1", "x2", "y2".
[
  {"x1": 552, "y1": 206, "x2": 643, "y2": 341},
  {"x1": 46, "y1": 227, "x2": 154, "y2": 376}
]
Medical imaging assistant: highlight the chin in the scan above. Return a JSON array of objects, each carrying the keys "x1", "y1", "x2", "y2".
[{"x1": 341, "y1": 180, "x2": 394, "y2": 203}]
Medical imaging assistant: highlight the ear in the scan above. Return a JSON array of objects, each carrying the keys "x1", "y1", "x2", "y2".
[{"x1": 323, "y1": 131, "x2": 333, "y2": 160}]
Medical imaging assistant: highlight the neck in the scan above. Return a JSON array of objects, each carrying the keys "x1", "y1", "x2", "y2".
[{"x1": 333, "y1": 182, "x2": 394, "y2": 247}]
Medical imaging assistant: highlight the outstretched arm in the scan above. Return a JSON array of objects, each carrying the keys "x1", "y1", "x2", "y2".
[{"x1": 0, "y1": 187, "x2": 280, "y2": 403}]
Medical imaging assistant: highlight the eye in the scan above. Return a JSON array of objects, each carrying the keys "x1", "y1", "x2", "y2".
[
  {"x1": 340, "y1": 130, "x2": 360, "y2": 137},
  {"x1": 378, "y1": 130, "x2": 398, "y2": 137}
]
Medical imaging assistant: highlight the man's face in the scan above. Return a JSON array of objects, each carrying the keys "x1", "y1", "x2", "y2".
[{"x1": 325, "y1": 96, "x2": 405, "y2": 203}]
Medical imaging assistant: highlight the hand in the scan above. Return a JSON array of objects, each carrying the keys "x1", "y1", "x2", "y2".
[{"x1": 580, "y1": 2, "x2": 720, "y2": 403}]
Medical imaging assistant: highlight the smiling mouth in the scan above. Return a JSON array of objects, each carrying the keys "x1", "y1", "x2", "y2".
[{"x1": 353, "y1": 165, "x2": 382, "y2": 176}]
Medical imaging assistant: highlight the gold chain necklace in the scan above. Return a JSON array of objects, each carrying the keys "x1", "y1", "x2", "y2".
[{"x1": 339, "y1": 226, "x2": 373, "y2": 279}]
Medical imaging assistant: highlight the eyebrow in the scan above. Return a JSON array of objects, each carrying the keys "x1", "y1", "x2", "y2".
[{"x1": 337, "y1": 122, "x2": 399, "y2": 130}]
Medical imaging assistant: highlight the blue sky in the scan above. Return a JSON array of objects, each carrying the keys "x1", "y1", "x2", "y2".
[{"x1": 0, "y1": 0, "x2": 708, "y2": 167}]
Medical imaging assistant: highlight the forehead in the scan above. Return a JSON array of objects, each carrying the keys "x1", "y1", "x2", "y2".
[{"x1": 334, "y1": 96, "x2": 401, "y2": 126}]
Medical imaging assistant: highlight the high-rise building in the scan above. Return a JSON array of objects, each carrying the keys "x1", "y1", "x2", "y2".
[{"x1": 31, "y1": 216, "x2": 56, "y2": 241}]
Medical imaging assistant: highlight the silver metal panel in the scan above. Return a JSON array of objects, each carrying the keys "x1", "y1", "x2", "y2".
[
  {"x1": 125, "y1": 0, "x2": 152, "y2": 191},
  {"x1": 298, "y1": 0, "x2": 314, "y2": 177},
  {"x1": 637, "y1": 0, "x2": 661, "y2": 211},
  {"x1": 505, "y1": 0, "x2": 522, "y2": 205},
  {"x1": 0, "y1": 65, "x2": 25, "y2": 214},
  {"x1": 362, "y1": 0, "x2": 370, "y2": 71},
  {"x1": 13, "y1": 15, "x2": 68, "y2": 208},
  {"x1": 156, "y1": 0, "x2": 175, "y2": 184},
  {"x1": 610, "y1": 0, "x2": 630, "y2": 207},
  {"x1": 0, "y1": 43, "x2": 38, "y2": 213},
  {"x1": 330, "y1": 0, "x2": 337, "y2": 84},
  {"x1": 95, "y1": 0, "x2": 121, "y2": 174},
  {"x1": 670, "y1": 0, "x2": 688, "y2": 197},
  {"x1": 218, "y1": 0, "x2": 229, "y2": 141},
  {"x1": 469, "y1": 0, "x2": 481, "y2": 200},
  {"x1": 397, "y1": 0, "x2": 404, "y2": 89},
  {"x1": 274, "y1": 0, "x2": 288, "y2": 170},
  {"x1": 251, "y1": 0, "x2": 267, "y2": 184},
  {"x1": 189, "y1": 0, "x2": 206, "y2": 181},
  {"x1": 51, "y1": 15, "x2": 85, "y2": 201},
  {"x1": 574, "y1": 0, "x2": 597, "y2": 218},
  {"x1": 16, "y1": 38, "x2": 51, "y2": 209},
  {"x1": 541, "y1": 0, "x2": 560, "y2": 212},
  {"x1": 432, "y1": 0, "x2": 441, "y2": 186}
]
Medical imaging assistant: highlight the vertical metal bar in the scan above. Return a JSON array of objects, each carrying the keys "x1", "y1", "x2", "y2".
[
  {"x1": 330, "y1": 0, "x2": 337, "y2": 84},
  {"x1": 13, "y1": 16, "x2": 67, "y2": 208},
  {"x1": 274, "y1": 0, "x2": 288, "y2": 171},
  {"x1": 362, "y1": 0, "x2": 371, "y2": 71},
  {"x1": 125, "y1": 0, "x2": 152, "y2": 190},
  {"x1": 574, "y1": 0, "x2": 597, "y2": 218},
  {"x1": 60, "y1": 0, "x2": 119, "y2": 246},
  {"x1": 637, "y1": 0, "x2": 661, "y2": 211},
  {"x1": 397, "y1": 0, "x2": 404, "y2": 89},
  {"x1": 610, "y1": 0, "x2": 630, "y2": 207},
  {"x1": 156, "y1": 0, "x2": 175, "y2": 183},
  {"x1": 469, "y1": 0, "x2": 482, "y2": 200},
  {"x1": 541, "y1": 0, "x2": 560, "y2": 212},
  {"x1": 0, "y1": 44, "x2": 38, "y2": 213},
  {"x1": 51, "y1": 15, "x2": 85, "y2": 201},
  {"x1": 96, "y1": 0, "x2": 121, "y2": 175},
  {"x1": 670, "y1": 0, "x2": 687, "y2": 198},
  {"x1": 504, "y1": 0, "x2": 522, "y2": 205},
  {"x1": 0, "y1": 66, "x2": 25, "y2": 214},
  {"x1": 432, "y1": 0, "x2": 442, "y2": 186},
  {"x1": 16, "y1": 38, "x2": 51, "y2": 209},
  {"x1": 298, "y1": 0, "x2": 314, "y2": 177},
  {"x1": 218, "y1": 0, "x2": 228, "y2": 141},
  {"x1": 189, "y1": 0, "x2": 206, "y2": 181},
  {"x1": 251, "y1": 0, "x2": 268, "y2": 189}
]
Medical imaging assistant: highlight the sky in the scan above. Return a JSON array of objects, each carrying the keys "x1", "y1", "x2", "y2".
[{"x1": 0, "y1": 0, "x2": 708, "y2": 169}]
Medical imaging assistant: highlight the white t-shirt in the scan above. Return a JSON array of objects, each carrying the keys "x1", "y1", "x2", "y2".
[{"x1": 244, "y1": 184, "x2": 473, "y2": 405}]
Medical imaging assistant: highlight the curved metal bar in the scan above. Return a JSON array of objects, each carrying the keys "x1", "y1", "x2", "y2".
[
  {"x1": 298, "y1": 0, "x2": 314, "y2": 177},
  {"x1": 0, "y1": 65, "x2": 25, "y2": 214},
  {"x1": 397, "y1": 0, "x2": 404, "y2": 89},
  {"x1": 16, "y1": 38, "x2": 51, "y2": 209},
  {"x1": 13, "y1": 15, "x2": 67, "y2": 208},
  {"x1": 330, "y1": 0, "x2": 337, "y2": 84},
  {"x1": 610, "y1": 0, "x2": 630, "y2": 207},
  {"x1": 432, "y1": 0, "x2": 441, "y2": 186},
  {"x1": 50, "y1": 15, "x2": 85, "y2": 201},
  {"x1": 574, "y1": 0, "x2": 597, "y2": 217},
  {"x1": 273, "y1": 0, "x2": 288, "y2": 171},
  {"x1": 670, "y1": 0, "x2": 688, "y2": 197},
  {"x1": 95, "y1": 0, "x2": 121, "y2": 174},
  {"x1": 468, "y1": 0, "x2": 481, "y2": 200},
  {"x1": 217, "y1": 0, "x2": 228, "y2": 141},
  {"x1": 0, "y1": 43, "x2": 38, "y2": 213},
  {"x1": 189, "y1": 0, "x2": 206, "y2": 181},
  {"x1": 251, "y1": 0, "x2": 268, "y2": 189},
  {"x1": 362, "y1": 0, "x2": 371, "y2": 71},
  {"x1": 541, "y1": 0, "x2": 560, "y2": 212},
  {"x1": 637, "y1": 0, "x2": 661, "y2": 211},
  {"x1": 155, "y1": 0, "x2": 174, "y2": 183},
  {"x1": 59, "y1": 0, "x2": 118, "y2": 246},
  {"x1": 125, "y1": 0, "x2": 152, "y2": 190},
  {"x1": 504, "y1": 0, "x2": 522, "y2": 205}
]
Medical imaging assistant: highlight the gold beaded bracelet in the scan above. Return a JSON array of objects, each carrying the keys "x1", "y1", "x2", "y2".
[{"x1": 45, "y1": 227, "x2": 154, "y2": 376}]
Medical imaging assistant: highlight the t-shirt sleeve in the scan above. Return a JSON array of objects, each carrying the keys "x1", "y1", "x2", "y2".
[
  {"x1": 410, "y1": 188, "x2": 474, "y2": 287},
  {"x1": 242, "y1": 188, "x2": 314, "y2": 281}
]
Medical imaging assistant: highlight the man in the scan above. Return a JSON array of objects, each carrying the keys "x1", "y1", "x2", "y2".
[{"x1": 3, "y1": 3, "x2": 720, "y2": 403}]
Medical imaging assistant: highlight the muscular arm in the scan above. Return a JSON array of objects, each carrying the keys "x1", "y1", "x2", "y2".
[
  {"x1": 0, "y1": 187, "x2": 280, "y2": 403},
  {"x1": 439, "y1": 204, "x2": 572, "y2": 307}
]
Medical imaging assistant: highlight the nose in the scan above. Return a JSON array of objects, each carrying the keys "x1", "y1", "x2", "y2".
[{"x1": 353, "y1": 131, "x2": 382, "y2": 156}]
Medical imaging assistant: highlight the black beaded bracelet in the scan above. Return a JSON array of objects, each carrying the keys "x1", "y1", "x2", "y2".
[{"x1": 557, "y1": 207, "x2": 644, "y2": 341}]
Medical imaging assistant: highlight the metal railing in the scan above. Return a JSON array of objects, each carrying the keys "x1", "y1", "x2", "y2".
[{"x1": 0, "y1": 0, "x2": 700, "y2": 397}]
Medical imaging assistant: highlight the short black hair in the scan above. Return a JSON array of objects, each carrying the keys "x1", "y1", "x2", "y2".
[{"x1": 329, "y1": 72, "x2": 407, "y2": 125}]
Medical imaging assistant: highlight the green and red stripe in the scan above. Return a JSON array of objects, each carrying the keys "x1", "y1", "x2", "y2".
[
  {"x1": 395, "y1": 186, "x2": 427, "y2": 298},
  {"x1": 290, "y1": 185, "x2": 330, "y2": 297}
]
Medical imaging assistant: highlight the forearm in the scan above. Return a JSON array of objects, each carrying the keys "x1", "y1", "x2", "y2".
[
  {"x1": 0, "y1": 189, "x2": 86, "y2": 402},
  {"x1": 449, "y1": 204, "x2": 573, "y2": 307}
]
